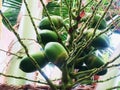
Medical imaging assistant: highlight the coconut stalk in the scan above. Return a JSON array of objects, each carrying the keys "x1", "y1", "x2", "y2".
[{"x1": 3, "y1": 0, "x2": 43, "y2": 86}]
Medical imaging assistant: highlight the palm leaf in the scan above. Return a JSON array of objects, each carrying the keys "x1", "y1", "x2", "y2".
[
  {"x1": 2, "y1": 0, "x2": 22, "y2": 9},
  {"x1": 2, "y1": 8, "x2": 20, "y2": 30}
]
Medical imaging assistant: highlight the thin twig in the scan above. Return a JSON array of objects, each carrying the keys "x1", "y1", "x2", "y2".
[
  {"x1": 71, "y1": 0, "x2": 113, "y2": 63},
  {"x1": 77, "y1": 0, "x2": 82, "y2": 15},
  {"x1": 69, "y1": 0, "x2": 72, "y2": 28},
  {"x1": 107, "y1": 63, "x2": 120, "y2": 68},
  {"x1": 0, "y1": 49, "x2": 22, "y2": 58},
  {"x1": 21, "y1": 38, "x2": 38, "y2": 43},
  {"x1": 72, "y1": 68, "x2": 96, "y2": 77},
  {"x1": 107, "y1": 86, "x2": 120, "y2": 90},
  {"x1": 73, "y1": 68, "x2": 98, "y2": 86},
  {"x1": 23, "y1": 0, "x2": 44, "y2": 47},
  {"x1": 0, "y1": 73, "x2": 47, "y2": 85},
  {"x1": 88, "y1": 52, "x2": 120, "y2": 83},
  {"x1": 23, "y1": 15, "x2": 41, "y2": 21},
  {"x1": 64, "y1": 0, "x2": 74, "y2": 48},
  {"x1": 93, "y1": 0, "x2": 114, "y2": 35},
  {"x1": 64, "y1": 0, "x2": 69, "y2": 10},
  {"x1": 79, "y1": 0, "x2": 93, "y2": 13},
  {"x1": 95, "y1": 73, "x2": 120, "y2": 83},
  {"x1": 24, "y1": 1, "x2": 58, "y2": 89},
  {"x1": 75, "y1": 0, "x2": 102, "y2": 43}
]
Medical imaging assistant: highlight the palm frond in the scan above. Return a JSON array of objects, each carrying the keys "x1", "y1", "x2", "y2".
[{"x1": 2, "y1": 0, "x2": 22, "y2": 9}]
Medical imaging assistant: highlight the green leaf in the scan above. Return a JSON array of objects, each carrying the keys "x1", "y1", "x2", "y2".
[
  {"x1": 2, "y1": 8, "x2": 20, "y2": 30},
  {"x1": 3, "y1": 0, "x2": 22, "y2": 9}
]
